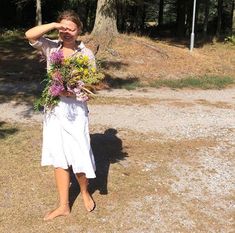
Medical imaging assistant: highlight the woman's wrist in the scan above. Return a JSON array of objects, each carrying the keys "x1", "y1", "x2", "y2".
[{"x1": 50, "y1": 22, "x2": 57, "y2": 30}]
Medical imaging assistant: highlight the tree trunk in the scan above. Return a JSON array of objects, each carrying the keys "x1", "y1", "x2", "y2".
[
  {"x1": 176, "y1": 0, "x2": 186, "y2": 37},
  {"x1": 203, "y1": 0, "x2": 210, "y2": 38},
  {"x1": 36, "y1": 0, "x2": 42, "y2": 25},
  {"x1": 232, "y1": 0, "x2": 235, "y2": 34},
  {"x1": 134, "y1": 2, "x2": 145, "y2": 34},
  {"x1": 91, "y1": 0, "x2": 118, "y2": 37},
  {"x1": 158, "y1": 0, "x2": 164, "y2": 26},
  {"x1": 216, "y1": 0, "x2": 223, "y2": 37},
  {"x1": 117, "y1": 0, "x2": 126, "y2": 32},
  {"x1": 186, "y1": 0, "x2": 193, "y2": 36},
  {"x1": 16, "y1": 2, "x2": 23, "y2": 25}
]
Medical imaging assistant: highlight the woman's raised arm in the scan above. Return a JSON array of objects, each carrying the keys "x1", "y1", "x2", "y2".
[{"x1": 25, "y1": 22, "x2": 66, "y2": 43}]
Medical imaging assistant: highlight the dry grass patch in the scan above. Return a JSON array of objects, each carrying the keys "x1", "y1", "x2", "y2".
[
  {"x1": 97, "y1": 35, "x2": 235, "y2": 82},
  {"x1": 90, "y1": 96, "x2": 160, "y2": 105},
  {"x1": 167, "y1": 101, "x2": 195, "y2": 108},
  {"x1": 0, "y1": 122, "x2": 233, "y2": 232},
  {"x1": 195, "y1": 99, "x2": 234, "y2": 109}
]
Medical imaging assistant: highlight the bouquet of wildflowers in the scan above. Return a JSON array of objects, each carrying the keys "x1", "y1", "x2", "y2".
[{"x1": 34, "y1": 50, "x2": 104, "y2": 111}]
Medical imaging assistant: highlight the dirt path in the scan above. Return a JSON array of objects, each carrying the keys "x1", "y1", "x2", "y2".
[
  {"x1": 0, "y1": 87, "x2": 234, "y2": 233},
  {"x1": 1, "y1": 87, "x2": 235, "y2": 140}
]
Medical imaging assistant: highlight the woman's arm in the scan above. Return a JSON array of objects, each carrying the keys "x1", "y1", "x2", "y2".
[{"x1": 25, "y1": 22, "x2": 66, "y2": 43}]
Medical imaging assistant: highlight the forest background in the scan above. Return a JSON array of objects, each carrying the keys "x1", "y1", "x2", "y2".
[{"x1": 0, "y1": 0, "x2": 234, "y2": 41}]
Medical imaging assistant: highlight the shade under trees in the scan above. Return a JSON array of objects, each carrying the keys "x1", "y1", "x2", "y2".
[{"x1": 0, "y1": 0, "x2": 234, "y2": 39}]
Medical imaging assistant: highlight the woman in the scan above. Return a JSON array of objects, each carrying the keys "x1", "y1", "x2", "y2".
[{"x1": 25, "y1": 10, "x2": 96, "y2": 221}]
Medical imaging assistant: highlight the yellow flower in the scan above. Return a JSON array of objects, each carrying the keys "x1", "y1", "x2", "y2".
[
  {"x1": 91, "y1": 67, "x2": 96, "y2": 73},
  {"x1": 63, "y1": 58, "x2": 70, "y2": 65},
  {"x1": 83, "y1": 69, "x2": 89, "y2": 76}
]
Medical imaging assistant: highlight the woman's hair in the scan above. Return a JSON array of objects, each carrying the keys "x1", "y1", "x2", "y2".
[{"x1": 57, "y1": 10, "x2": 83, "y2": 31}]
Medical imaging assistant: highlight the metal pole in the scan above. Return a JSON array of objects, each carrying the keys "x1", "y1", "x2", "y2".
[{"x1": 190, "y1": 0, "x2": 197, "y2": 51}]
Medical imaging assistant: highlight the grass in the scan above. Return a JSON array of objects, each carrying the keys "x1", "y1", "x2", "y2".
[
  {"x1": 102, "y1": 75, "x2": 235, "y2": 90},
  {"x1": 149, "y1": 75, "x2": 235, "y2": 89},
  {"x1": 112, "y1": 80, "x2": 142, "y2": 90},
  {"x1": 0, "y1": 28, "x2": 24, "y2": 41},
  {"x1": 225, "y1": 35, "x2": 235, "y2": 45}
]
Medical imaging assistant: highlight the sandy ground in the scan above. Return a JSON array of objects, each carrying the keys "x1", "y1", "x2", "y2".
[{"x1": 0, "y1": 87, "x2": 235, "y2": 233}]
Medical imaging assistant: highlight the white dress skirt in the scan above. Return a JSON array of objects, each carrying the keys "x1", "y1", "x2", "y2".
[{"x1": 41, "y1": 96, "x2": 96, "y2": 178}]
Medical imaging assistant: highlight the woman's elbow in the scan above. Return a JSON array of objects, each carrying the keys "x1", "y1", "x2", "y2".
[{"x1": 25, "y1": 30, "x2": 32, "y2": 39}]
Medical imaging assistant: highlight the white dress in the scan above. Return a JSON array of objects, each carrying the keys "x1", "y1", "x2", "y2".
[{"x1": 30, "y1": 37, "x2": 96, "y2": 178}]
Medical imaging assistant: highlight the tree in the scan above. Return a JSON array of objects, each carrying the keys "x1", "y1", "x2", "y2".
[
  {"x1": 91, "y1": 0, "x2": 118, "y2": 37},
  {"x1": 158, "y1": 0, "x2": 164, "y2": 26},
  {"x1": 36, "y1": 0, "x2": 42, "y2": 25},
  {"x1": 231, "y1": 0, "x2": 235, "y2": 33},
  {"x1": 203, "y1": 0, "x2": 210, "y2": 38},
  {"x1": 216, "y1": 0, "x2": 223, "y2": 37},
  {"x1": 176, "y1": 0, "x2": 186, "y2": 37}
]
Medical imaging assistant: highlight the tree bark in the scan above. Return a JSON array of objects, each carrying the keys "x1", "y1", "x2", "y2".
[
  {"x1": 36, "y1": 0, "x2": 42, "y2": 25},
  {"x1": 158, "y1": 0, "x2": 164, "y2": 26},
  {"x1": 203, "y1": 0, "x2": 210, "y2": 38},
  {"x1": 91, "y1": 0, "x2": 118, "y2": 37},
  {"x1": 186, "y1": 0, "x2": 193, "y2": 36},
  {"x1": 232, "y1": 0, "x2": 235, "y2": 34},
  {"x1": 176, "y1": 0, "x2": 186, "y2": 37},
  {"x1": 216, "y1": 0, "x2": 223, "y2": 37},
  {"x1": 16, "y1": 2, "x2": 23, "y2": 25}
]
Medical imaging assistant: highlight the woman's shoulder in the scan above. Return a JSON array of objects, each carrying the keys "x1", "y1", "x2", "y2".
[{"x1": 77, "y1": 41, "x2": 95, "y2": 58}]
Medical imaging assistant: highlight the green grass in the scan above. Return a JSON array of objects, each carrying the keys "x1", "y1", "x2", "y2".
[
  {"x1": 121, "y1": 81, "x2": 142, "y2": 90},
  {"x1": 104, "y1": 76, "x2": 142, "y2": 90},
  {"x1": 107, "y1": 75, "x2": 234, "y2": 90},
  {"x1": 225, "y1": 35, "x2": 235, "y2": 45},
  {"x1": 149, "y1": 76, "x2": 235, "y2": 89},
  {"x1": 0, "y1": 28, "x2": 24, "y2": 41}
]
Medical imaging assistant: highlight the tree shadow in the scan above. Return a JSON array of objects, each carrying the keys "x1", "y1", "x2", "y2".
[
  {"x1": 97, "y1": 59, "x2": 140, "y2": 89},
  {"x1": 68, "y1": 128, "x2": 128, "y2": 209},
  {"x1": 0, "y1": 38, "x2": 45, "y2": 81},
  {"x1": 0, "y1": 121, "x2": 18, "y2": 139},
  {"x1": 99, "y1": 60, "x2": 128, "y2": 70},
  {"x1": 0, "y1": 37, "x2": 45, "y2": 105},
  {"x1": 104, "y1": 74, "x2": 139, "y2": 89}
]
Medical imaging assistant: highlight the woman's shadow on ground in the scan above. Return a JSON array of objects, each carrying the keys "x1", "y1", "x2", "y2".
[{"x1": 69, "y1": 128, "x2": 128, "y2": 208}]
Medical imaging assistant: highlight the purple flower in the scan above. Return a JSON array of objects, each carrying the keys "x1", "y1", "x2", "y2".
[
  {"x1": 49, "y1": 82, "x2": 65, "y2": 96},
  {"x1": 49, "y1": 51, "x2": 64, "y2": 64},
  {"x1": 77, "y1": 80, "x2": 85, "y2": 88},
  {"x1": 66, "y1": 86, "x2": 75, "y2": 94},
  {"x1": 73, "y1": 87, "x2": 82, "y2": 94}
]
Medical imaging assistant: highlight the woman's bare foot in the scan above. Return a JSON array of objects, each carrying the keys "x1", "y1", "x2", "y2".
[
  {"x1": 81, "y1": 191, "x2": 96, "y2": 212},
  {"x1": 43, "y1": 204, "x2": 70, "y2": 221}
]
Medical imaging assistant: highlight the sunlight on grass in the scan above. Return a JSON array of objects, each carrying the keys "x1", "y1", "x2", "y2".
[
  {"x1": 105, "y1": 75, "x2": 234, "y2": 90},
  {"x1": 150, "y1": 76, "x2": 235, "y2": 89},
  {"x1": 0, "y1": 29, "x2": 24, "y2": 41},
  {"x1": 225, "y1": 35, "x2": 235, "y2": 45}
]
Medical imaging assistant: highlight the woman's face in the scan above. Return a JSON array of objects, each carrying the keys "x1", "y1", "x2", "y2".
[{"x1": 59, "y1": 19, "x2": 80, "y2": 43}]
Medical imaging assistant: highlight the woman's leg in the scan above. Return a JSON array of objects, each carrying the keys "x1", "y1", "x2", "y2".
[
  {"x1": 44, "y1": 168, "x2": 70, "y2": 220},
  {"x1": 76, "y1": 173, "x2": 95, "y2": 212}
]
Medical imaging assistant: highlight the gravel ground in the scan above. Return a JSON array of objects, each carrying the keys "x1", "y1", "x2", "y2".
[
  {"x1": 1, "y1": 87, "x2": 234, "y2": 141},
  {"x1": 1, "y1": 87, "x2": 235, "y2": 233}
]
